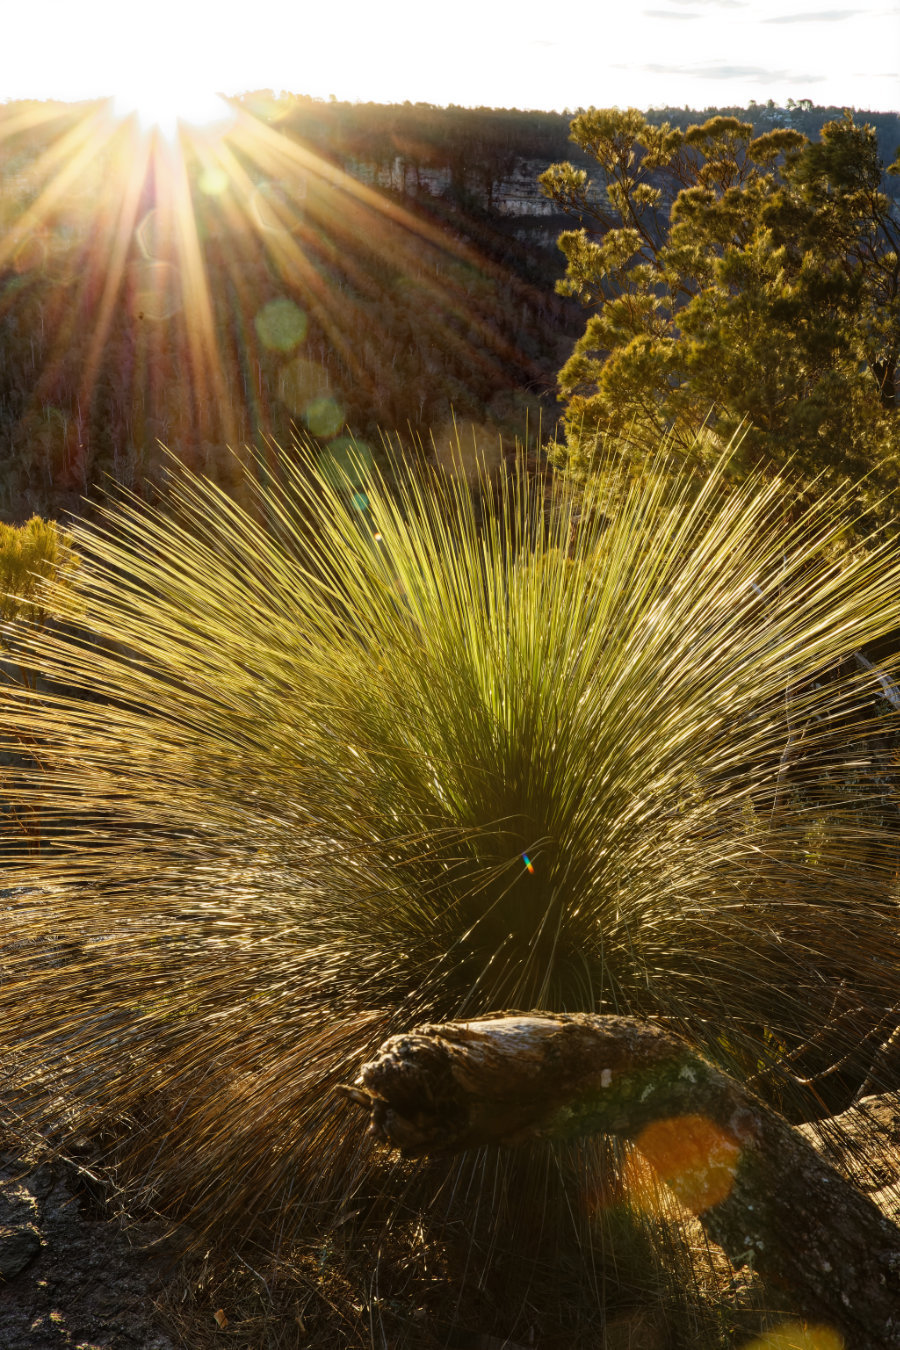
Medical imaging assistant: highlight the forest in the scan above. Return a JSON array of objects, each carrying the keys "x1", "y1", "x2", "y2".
[{"x1": 1, "y1": 95, "x2": 900, "y2": 1350}]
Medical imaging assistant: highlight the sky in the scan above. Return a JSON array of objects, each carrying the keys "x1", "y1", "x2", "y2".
[{"x1": 0, "y1": 0, "x2": 897, "y2": 120}]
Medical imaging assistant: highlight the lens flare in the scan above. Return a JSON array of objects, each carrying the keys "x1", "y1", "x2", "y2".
[
  {"x1": 277, "y1": 355, "x2": 330, "y2": 415},
  {"x1": 628, "y1": 1114, "x2": 741, "y2": 1214},
  {"x1": 136, "y1": 208, "x2": 177, "y2": 262},
  {"x1": 250, "y1": 180, "x2": 296, "y2": 234},
  {"x1": 742, "y1": 1324, "x2": 844, "y2": 1350},
  {"x1": 130, "y1": 260, "x2": 182, "y2": 322},
  {"x1": 305, "y1": 396, "x2": 345, "y2": 439},
  {"x1": 254, "y1": 297, "x2": 308, "y2": 352},
  {"x1": 318, "y1": 438, "x2": 373, "y2": 489},
  {"x1": 198, "y1": 166, "x2": 229, "y2": 196},
  {"x1": 0, "y1": 89, "x2": 529, "y2": 498}
]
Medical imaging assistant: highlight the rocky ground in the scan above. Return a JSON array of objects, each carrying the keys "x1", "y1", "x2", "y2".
[
  {"x1": 2, "y1": 1094, "x2": 899, "y2": 1350},
  {"x1": 0, "y1": 1151, "x2": 176, "y2": 1350}
]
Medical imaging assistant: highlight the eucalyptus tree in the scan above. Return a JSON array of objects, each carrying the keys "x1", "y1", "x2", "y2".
[{"x1": 540, "y1": 109, "x2": 900, "y2": 492}]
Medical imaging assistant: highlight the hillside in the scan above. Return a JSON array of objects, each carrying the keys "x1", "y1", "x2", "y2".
[{"x1": 0, "y1": 96, "x2": 897, "y2": 521}]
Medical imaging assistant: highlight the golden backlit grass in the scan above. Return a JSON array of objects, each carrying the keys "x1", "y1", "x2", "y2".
[{"x1": 0, "y1": 438, "x2": 899, "y2": 1274}]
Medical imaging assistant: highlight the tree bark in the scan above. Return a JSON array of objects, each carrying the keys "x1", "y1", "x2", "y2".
[{"x1": 341, "y1": 1013, "x2": 900, "y2": 1349}]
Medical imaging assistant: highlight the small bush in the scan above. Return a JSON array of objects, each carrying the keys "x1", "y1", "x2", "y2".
[{"x1": 0, "y1": 439, "x2": 898, "y2": 1261}]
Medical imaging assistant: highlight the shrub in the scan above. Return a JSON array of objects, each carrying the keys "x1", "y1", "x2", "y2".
[
  {"x1": 0, "y1": 440, "x2": 899, "y2": 1250},
  {"x1": 0, "y1": 514, "x2": 79, "y2": 688}
]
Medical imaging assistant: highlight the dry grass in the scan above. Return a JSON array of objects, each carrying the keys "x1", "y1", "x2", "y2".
[{"x1": 152, "y1": 1148, "x2": 778, "y2": 1349}]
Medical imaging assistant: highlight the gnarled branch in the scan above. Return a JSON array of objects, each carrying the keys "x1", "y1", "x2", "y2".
[{"x1": 342, "y1": 1013, "x2": 900, "y2": 1349}]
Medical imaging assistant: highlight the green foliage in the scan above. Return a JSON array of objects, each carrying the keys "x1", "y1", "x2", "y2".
[
  {"x1": 0, "y1": 514, "x2": 78, "y2": 669},
  {"x1": 540, "y1": 109, "x2": 900, "y2": 492},
  {"x1": 0, "y1": 440, "x2": 899, "y2": 1252}
]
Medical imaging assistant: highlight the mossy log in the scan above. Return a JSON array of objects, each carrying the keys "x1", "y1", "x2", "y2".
[{"x1": 342, "y1": 1013, "x2": 900, "y2": 1349}]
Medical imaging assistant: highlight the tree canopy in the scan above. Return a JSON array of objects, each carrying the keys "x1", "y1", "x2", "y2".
[{"x1": 540, "y1": 109, "x2": 900, "y2": 493}]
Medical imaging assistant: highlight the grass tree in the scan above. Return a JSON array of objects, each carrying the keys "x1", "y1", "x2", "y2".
[{"x1": 0, "y1": 438, "x2": 899, "y2": 1299}]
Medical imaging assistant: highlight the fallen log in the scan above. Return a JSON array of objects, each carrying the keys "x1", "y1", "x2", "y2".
[
  {"x1": 341, "y1": 1013, "x2": 900, "y2": 1349},
  {"x1": 799, "y1": 1092, "x2": 900, "y2": 1225}
]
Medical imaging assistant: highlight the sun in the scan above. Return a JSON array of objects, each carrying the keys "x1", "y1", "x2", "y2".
[
  {"x1": 111, "y1": 83, "x2": 233, "y2": 142},
  {"x1": 0, "y1": 81, "x2": 499, "y2": 488}
]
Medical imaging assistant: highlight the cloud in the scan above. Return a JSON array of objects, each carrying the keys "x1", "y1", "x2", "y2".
[
  {"x1": 622, "y1": 61, "x2": 826, "y2": 84},
  {"x1": 763, "y1": 9, "x2": 858, "y2": 21},
  {"x1": 638, "y1": 0, "x2": 747, "y2": 10},
  {"x1": 640, "y1": 0, "x2": 748, "y2": 18}
]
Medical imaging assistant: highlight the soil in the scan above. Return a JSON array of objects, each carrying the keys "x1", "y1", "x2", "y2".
[{"x1": 0, "y1": 1151, "x2": 176, "y2": 1350}]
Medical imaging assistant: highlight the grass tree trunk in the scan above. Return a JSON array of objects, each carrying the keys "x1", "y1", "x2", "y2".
[{"x1": 342, "y1": 1013, "x2": 900, "y2": 1349}]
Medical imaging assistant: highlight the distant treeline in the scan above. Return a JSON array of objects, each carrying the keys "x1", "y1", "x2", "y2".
[{"x1": 245, "y1": 93, "x2": 900, "y2": 204}]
